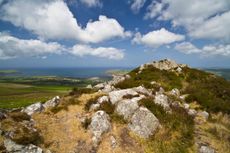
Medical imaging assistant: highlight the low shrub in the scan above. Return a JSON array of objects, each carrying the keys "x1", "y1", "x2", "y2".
[{"x1": 8, "y1": 112, "x2": 31, "y2": 122}]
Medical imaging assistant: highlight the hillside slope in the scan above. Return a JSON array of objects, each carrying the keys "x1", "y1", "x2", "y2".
[{"x1": 0, "y1": 59, "x2": 230, "y2": 153}]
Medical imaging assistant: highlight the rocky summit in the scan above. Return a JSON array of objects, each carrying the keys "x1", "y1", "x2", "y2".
[{"x1": 1, "y1": 59, "x2": 230, "y2": 153}]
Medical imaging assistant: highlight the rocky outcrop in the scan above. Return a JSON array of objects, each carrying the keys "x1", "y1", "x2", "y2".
[
  {"x1": 22, "y1": 102, "x2": 44, "y2": 116},
  {"x1": 4, "y1": 139, "x2": 43, "y2": 153},
  {"x1": 128, "y1": 107, "x2": 160, "y2": 138},
  {"x1": 89, "y1": 111, "x2": 111, "y2": 146},
  {"x1": 109, "y1": 89, "x2": 139, "y2": 105},
  {"x1": 139, "y1": 59, "x2": 187, "y2": 73},
  {"x1": 115, "y1": 96, "x2": 144, "y2": 120}
]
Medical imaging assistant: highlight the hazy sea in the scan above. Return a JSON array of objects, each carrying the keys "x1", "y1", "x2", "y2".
[{"x1": 0, "y1": 67, "x2": 132, "y2": 79}]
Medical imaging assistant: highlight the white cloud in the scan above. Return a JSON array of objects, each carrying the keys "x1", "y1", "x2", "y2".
[
  {"x1": 175, "y1": 42, "x2": 201, "y2": 54},
  {"x1": 202, "y1": 44, "x2": 230, "y2": 56},
  {"x1": 130, "y1": 0, "x2": 146, "y2": 13},
  {"x1": 70, "y1": 44, "x2": 124, "y2": 60},
  {"x1": 144, "y1": 1, "x2": 164, "y2": 19},
  {"x1": 148, "y1": 0, "x2": 230, "y2": 41},
  {"x1": 133, "y1": 28, "x2": 184, "y2": 47},
  {"x1": 0, "y1": 0, "x2": 129, "y2": 43},
  {"x1": 190, "y1": 11, "x2": 230, "y2": 40},
  {"x1": 79, "y1": 0, "x2": 102, "y2": 7},
  {"x1": 175, "y1": 42, "x2": 230, "y2": 56},
  {"x1": 0, "y1": 33, "x2": 63, "y2": 59},
  {"x1": 78, "y1": 15, "x2": 132, "y2": 43}
]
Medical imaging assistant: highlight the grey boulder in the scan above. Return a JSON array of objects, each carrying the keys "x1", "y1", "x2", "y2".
[{"x1": 128, "y1": 107, "x2": 160, "y2": 138}]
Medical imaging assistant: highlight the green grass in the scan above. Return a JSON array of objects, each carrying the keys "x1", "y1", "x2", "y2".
[
  {"x1": 0, "y1": 83, "x2": 72, "y2": 108},
  {"x1": 116, "y1": 65, "x2": 230, "y2": 114},
  {"x1": 139, "y1": 97, "x2": 194, "y2": 153}
]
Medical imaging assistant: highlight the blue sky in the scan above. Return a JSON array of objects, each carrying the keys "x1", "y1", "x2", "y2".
[{"x1": 0, "y1": 0, "x2": 230, "y2": 68}]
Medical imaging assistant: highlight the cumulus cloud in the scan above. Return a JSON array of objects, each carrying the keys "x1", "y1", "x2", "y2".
[
  {"x1": 0, "y1": 33, "x2": 64, "y2": 59},
  {"x1": 70, "y1": 44, "x2": 124, "y2": 60},
  {"x1": 79, "y1": 0, "x2": 102, "y2": 7},
  {"x1": 175, "y1": 42, "x2": 230, "y2": 56},
  {"x1": 77, "y1": 15, "x2": 132, "y2": 43},
  {"x1": 0, "y1": 0, "x2": 129, "y2": 43},
  {"x1": 146, "y1": 0, "x2": 230, "y2": 41},
  {"x1": 175, "y1": 42, "x2": 201, "y2": 54},
  {"x1": 144, "y1": 1, "x2": 164, "y2": 19},
  {"x1": 130, "y1": 0, "x2": 146, "y2": 13},
  {"x1": 133, "y1": 28, "x2": 184, "y2": 47},
  {"x1": 190, "y1": 11, "x2": 230, "y2": 40}
]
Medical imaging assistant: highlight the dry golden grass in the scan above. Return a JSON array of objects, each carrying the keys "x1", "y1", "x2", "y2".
[{"x1": 33, "y1": 92, "x2": 102, "y2": 153}]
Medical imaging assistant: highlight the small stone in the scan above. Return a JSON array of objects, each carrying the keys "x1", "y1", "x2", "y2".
[
  {"x1": 188, "y1": 109, "x2": 197, "y2": 117},
  {"x1": 110, "y1": 136, "x2": 117, "y2": 149},
  {"x1": 198, "y1": 111, "x2": 209, "y2": 120},
  {"x1": 199, "y1": 145, "x2": 215, "y2": 153},
  {"x1": 184, "y1": 103, "x2": 190, "y2": 110}
]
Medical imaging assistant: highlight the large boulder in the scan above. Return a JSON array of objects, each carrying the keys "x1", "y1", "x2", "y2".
[
  {"x1": 115, "y1": 96, "x2": 143, "y2": 120},
  {"x1": 22, "y1": 102, "x2": 44, "y2": 116},
  {"x1": 43, "y1": 96, "x2": 60, "y2": 109},
  {"x1": 4, "y1": 139, "x2": 43, "y2": 153},
  {"x1": 154, "y1": 92, "x2": 171, "y2": 112},
  {"x1": 109, "y1": 89, "x2": 139, "y2": 105},
  {"x1": 89, "y1": 111, "x2": 111, "y2": 146},
  {"x1": 128, "y1": 107, "x2": 160, "y2": 138}
]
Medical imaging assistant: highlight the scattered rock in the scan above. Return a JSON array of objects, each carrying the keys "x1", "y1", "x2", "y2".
[
  {"x1": 199, "y1": 145, "x2": 215, "y2": 153},
  {"x1": 22, "y1": 102, "x2": 44, "y2": 116},
  {"x1": 128, "y1": 107, "x2": 160, "y2": 138},
  {"x1": 86, "y1": 84, "x2": 93, "y2": 89},
  {"x1": 94, "y1": 83, "x2": 105, "y2": 89},
  {"x1": 89, "y1": 111, "x2": 111, "y2": 146},
  {"x1": 188, "y1": 109, "x2": 197, "y2": 117},
  {"x1": 170, "y1": 88, "x2": 180, "y2": 97},
  {"x1": 90, "y1": 104, "x2": 100, "y2": 111},
  {"x1": 115, "y1": 97, "x2": 143, "y2": 120},
  {"x1": 133, "y1": 86, "x2": 152, "y2": 96},
  {"x1": 101, "y1": 84, "x2": 115, "y2": 93},
  {"x1": 197, "y1": 111, "x2": 209, "y2": 120},
  {"x1": 154, "y1": 92, "x2": 171, "y2": 112},
  {"x1": 110, "y1": 135, "x2": 117, "y2": 149},
  {"x1": 184, "y1": 103, "x2": 190, "y2": 110},
  {"x1": 43, "y1": 96, "x2": 60, "y2": 109},
  {"x1": 4, "y1": 139, "x2": 43, "y2": 153},
  {"x1": 109, "y1": 89, "x2": 139, "y2": 105},
  {"x1": 97, "y1": 96, "x2": 109, "y2": 104}
]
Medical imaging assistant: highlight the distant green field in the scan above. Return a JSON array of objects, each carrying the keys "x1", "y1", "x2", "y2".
[{"x1": 0, "y1": 83, "x2": 72, "y2": 109}]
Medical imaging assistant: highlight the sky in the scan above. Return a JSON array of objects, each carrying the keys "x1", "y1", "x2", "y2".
[{"x1": 0, "y1": 0, "x2": 230, "y2": 68}]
